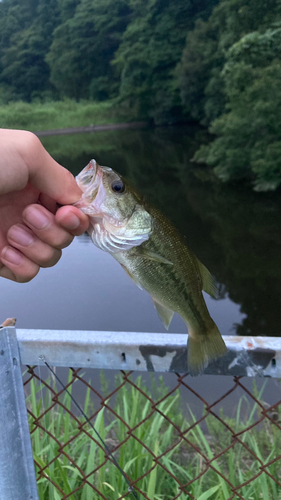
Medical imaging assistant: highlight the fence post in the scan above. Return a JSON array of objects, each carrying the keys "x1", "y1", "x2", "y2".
[{"x1": 0, "y1": 327, "x2": 39, "y2": 500}]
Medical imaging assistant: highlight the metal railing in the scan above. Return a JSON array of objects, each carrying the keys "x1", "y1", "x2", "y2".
[{"x1": 1, "y1": 327, "x2": 281, "y2": 500}]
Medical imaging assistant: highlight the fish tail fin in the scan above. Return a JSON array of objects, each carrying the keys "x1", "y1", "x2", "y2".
[{"x1": 187, "y1": 320, "x2": 227, "y2": 376}]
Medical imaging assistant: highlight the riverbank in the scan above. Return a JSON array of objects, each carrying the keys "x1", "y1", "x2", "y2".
[
  {"x1": 35, "y1": 120, "x2": 149, "y2": 137},
  {"x1": 0, "y1": 99, "x2": 144, "y2": 132}
]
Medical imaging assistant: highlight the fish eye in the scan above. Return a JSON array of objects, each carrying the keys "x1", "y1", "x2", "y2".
[{"x1": 111, "y1": 179, "x2": 125, "y2": 194}]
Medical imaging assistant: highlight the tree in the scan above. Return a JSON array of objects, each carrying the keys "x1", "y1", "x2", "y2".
[
  {"x1": 114, "y1": 0, "x2": 215, "y2": 124},
  {"x1": 46, "y1": 0, "x2": 132, "y2": 100},
  {"x1": 194, "y1": 28, "x2": 281, "y2": 191},
  {"x1": 176, "y1": 17, "x2": 224, "y2": 124},
  {"x1": 0, "y1": 0, "x2": 59, "y2": 101},
  {"x1": 57, "y1": 0, "x2": 80, "y2": 22},
  {"x1": 177, "y1": 0, "x2": 279, "y2": 125}
]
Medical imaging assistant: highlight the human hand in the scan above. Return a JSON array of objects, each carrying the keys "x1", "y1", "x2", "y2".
[{"x1": 0, "y1": 129, "x2": 89, "y2": 282}]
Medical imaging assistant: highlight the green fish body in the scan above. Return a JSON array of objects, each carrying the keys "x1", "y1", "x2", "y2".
[{"x1": 75, "y1": 160, "x2": 227, "y2": 375}]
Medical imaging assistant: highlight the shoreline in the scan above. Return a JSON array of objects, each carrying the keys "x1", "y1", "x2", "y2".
[{"x1": 35, "y1": 120, "x2": 149, "y2": 137}]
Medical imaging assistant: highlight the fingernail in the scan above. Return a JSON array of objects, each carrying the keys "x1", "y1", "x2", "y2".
[
  {"x1": 58, "y1": 213, "x2": 80, "y2": 230},
  {"x1": 8, "y1": 225, "x2": 34, "y2": 246},
  {"x1": 1, "y1": 246, "x2": 23, "y2": 265},
  {"x1": 24, "y1": 206, "x2": 49, "y2": 230}
]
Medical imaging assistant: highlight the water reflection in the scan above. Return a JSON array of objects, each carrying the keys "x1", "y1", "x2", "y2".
[{"x1": 17, "y1": 126, "x2": 281, "y2": 336}]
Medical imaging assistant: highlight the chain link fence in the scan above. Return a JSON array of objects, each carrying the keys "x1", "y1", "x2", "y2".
[
  {"x1": 1, "y1": 327, "x2": 281, "y2": 500},
  {"x1": 24, "y1": 367, "x2": 281, "y2": 500}
]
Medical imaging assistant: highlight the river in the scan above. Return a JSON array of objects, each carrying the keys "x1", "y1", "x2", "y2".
[
  {"x1": 3, "y1": 124, "x2": 280, "y2": 336},
  {"x1": 2, "y1": 125, "x2": 281, "y2": 414}
]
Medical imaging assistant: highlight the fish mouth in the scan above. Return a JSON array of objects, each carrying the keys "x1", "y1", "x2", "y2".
[
  {"x1": 75, "y1": 159, "x2": 105, "y2": 213},
  {"x1": 76, "y1": 159, "x2": 98, "y2": 190},
  {"x1": 75, "y1": 162, "x2": 123, "y2": 230}
]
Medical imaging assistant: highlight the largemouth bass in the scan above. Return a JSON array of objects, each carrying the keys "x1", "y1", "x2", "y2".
[{"x1": 75, "y1": 160, "x2": 227, "y2": 375}]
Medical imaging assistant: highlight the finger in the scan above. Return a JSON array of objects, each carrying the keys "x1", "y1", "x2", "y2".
[
  {"x1": 15, "y1": 131, "x2": 83, "y2": 204},
  {"x1": 55, "y1": 206, "x2": 90, "y2": 236},
  {"x1": 0, "y1": 130, "x2": 82, "y2": 203},
  {"x1": 39, "y1": 193, "x2": 58, "y2": 214},
  {"x1": 22, "y1": 204, "x2": 74, "y2": 249},
  {"x1": 7, "y1": 224, "x2": 62, "y2": 268},
  {"x1": 0, "y1": 246, "x2": 40, "y2": 283}
]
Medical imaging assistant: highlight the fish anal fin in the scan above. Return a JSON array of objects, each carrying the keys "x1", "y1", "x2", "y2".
[
  {"x1": 152, "y1": 299, "x2": 174, "y2": 330},
  {"x1": 187, "y1": 320, "x2": 227, "y2": 375},
  {"x1": 120, "y1": 264, "x2": 143, "y2": 290},
  {"x1": 196, "y1": 258, "x2": 218, "y2": 299},
  {"x1": 136, "y1": 248, "x2": 173, "y2": 266}
]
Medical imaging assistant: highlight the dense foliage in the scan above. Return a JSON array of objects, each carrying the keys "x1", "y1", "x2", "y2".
[
  {"x1": 179, "y1": 0, "x2": 281, "y2": 191},
  {"x1": 0, "y1": 0, "x2": 281, "y2": 190}
]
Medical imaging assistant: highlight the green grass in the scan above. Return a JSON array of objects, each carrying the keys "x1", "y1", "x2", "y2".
[
  {"x1": 0, "y1": 99, "x2": 143, "y2": 132},
  {"x1": 26, "y1": 372, "x2": 281, "y2": 500}
]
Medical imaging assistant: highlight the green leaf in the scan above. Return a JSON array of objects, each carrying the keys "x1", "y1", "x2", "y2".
[
  {"x1": 197, "y1": 484, "x2": 221, "y2": 500},
  {"x1": 102, "y1": 482, "x2": 115, "y2": 492}
]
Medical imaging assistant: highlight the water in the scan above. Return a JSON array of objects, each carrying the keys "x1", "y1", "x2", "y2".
[
  {"x1": 3, "y1": 125, "x2": 281, "y2": 415},
  {"x1": 2, "y1": 125, "x2": 280, "y2": 338}
]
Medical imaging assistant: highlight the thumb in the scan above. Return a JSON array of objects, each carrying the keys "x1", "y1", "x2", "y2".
[
  {"x1": 31, "y1": 160, "x2": 82, "y2": 205},
  {"x1": 25, "y1": 134, "x2": 82, "y2": 204},
  {"x1": 1, "y1": 130, "x2": 82, "y2": 204}
]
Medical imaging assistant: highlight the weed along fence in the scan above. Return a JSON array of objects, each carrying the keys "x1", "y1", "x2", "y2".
[{"x1": 1, "y1": 327, "x2": 281, "y2": 500}]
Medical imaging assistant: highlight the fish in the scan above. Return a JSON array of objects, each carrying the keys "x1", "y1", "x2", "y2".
[{"x1": 75, "y1": 159, "x2": 227, "y2": 375}]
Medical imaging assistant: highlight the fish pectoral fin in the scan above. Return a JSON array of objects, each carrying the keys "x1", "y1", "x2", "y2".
[
  {"x1": 120, "y1": 264, "x2": 143, "y2": 290},
  {"x1": 152, "y1": 299, "x2": 174, "y2": 330},
  {"x1": 136, "y1": 248, "x2": 173, "y2": 266},
  {"x1": 196, "y1": 258, "x2": 218, "y2": 299}
]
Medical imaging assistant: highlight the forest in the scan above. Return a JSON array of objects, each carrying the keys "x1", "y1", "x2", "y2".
[{"x1": 0, "y1": 0, "x2": 280, "y2": 191}]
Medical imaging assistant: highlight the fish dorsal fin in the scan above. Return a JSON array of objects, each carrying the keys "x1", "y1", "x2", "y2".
[
  {"x1": 136, "y1": 248, "x2": 173, "y2": 265},
  {"x1": 152, "y1": 299, "x2": 174, "y2": 330},
  {"x1": 196, "y1": 258, "x2": 218, "y2": 299}
]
